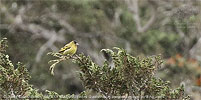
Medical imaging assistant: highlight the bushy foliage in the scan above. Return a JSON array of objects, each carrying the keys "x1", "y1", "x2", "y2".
[
  {"x1": 0, "y1": 38, "x2": 31, "y2": 97},
  {"x1": 0, "y1": 38, "x2": 76, "y2": 99},
  {"x1": 0, "y1": 38, "x2": 190, "y2": 99},
  {"x1": 49, "y1": 47, "x2": 189, "y2": 99}
]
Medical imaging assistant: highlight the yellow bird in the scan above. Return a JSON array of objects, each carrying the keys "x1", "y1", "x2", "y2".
[{"x1": 59, "y1": 40, "x2": 79, "y2": 56}]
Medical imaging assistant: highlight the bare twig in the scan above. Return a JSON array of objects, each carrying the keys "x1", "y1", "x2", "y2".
[
  {"x1": 35, "y1": 33, "x2": 57, "y2": 62},
  {"x1": 190, "y1": 37, "x2": 201, "y2": 61},
  {"x1": 112, "y1": 8, "x2": 122, "y2": 27},
  {"x1": 125, "y1": 0, "x2": 157, "y2": 33}
]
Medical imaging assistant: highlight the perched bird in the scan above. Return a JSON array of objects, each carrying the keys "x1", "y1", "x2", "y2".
[{"x1": 59, "y1": 40, "x2": 79, "y2": 56}]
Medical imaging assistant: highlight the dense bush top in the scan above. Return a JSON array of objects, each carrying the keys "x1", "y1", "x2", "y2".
[{"x1": 0, "y1": 38, "x2": 189, "y2": 99}]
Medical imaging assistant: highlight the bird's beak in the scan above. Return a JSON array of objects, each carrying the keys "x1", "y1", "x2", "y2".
[{"x1": 76, "y1": 43, "x2": 79, "y2": 45}]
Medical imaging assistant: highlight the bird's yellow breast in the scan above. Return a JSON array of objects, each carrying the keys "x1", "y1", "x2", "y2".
[{"x1": 63, "y1": 44, "x2": 77, "y2": 56}]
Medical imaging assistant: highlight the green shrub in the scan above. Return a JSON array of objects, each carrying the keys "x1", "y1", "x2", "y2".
[
  {"x1": 0, "y1": 38, "x2": 189, "y2": 99},
  {"x1": 0, "y1": 38, "x2": 74, "y2": 99},
  {"x1": 49, "y1": 47, "x2": 189, "y2": 99}
]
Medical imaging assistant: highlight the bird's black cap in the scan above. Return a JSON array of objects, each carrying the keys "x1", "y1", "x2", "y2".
[
  {"x1": 73, "y1": 40, "x2": 79, "y2": 45},
  {"x1": 73, "y1": 40, "x2": 77, "y2": 43}
]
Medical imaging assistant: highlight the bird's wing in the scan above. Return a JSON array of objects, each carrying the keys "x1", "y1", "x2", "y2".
[{"x1": 59, "y1": 44, "x2": 71, "y2": 53}]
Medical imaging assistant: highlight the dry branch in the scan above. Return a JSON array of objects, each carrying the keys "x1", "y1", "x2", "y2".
[{"x1": 125, "y1": 0, "x2": 157, "y2": 33}]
